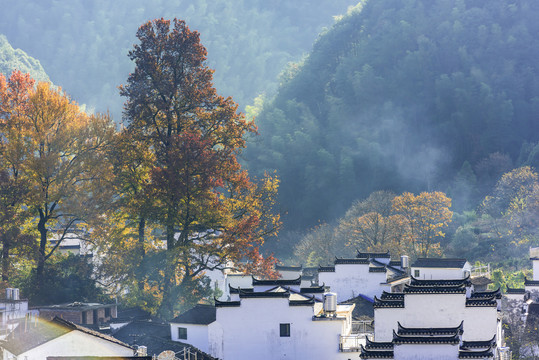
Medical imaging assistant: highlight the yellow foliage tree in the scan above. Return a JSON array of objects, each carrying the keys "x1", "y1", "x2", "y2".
[{"x1": 392, "y1": 191, "x2": 453, "y2": 258}]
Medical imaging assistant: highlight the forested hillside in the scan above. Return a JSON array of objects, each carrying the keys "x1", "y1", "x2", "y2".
[
  {"x1": 0, "y1": 35, "x2": 49, "y2": 83},
  {"x1": 246, "y1": 0, "x2": 539, "y2": 230},
  {"x1": 0, "y1": 0, "x2": 352, "y2": 119}
]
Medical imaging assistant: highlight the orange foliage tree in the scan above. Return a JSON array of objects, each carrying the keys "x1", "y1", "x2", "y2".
[{"x1": 120, "y1": 18, "x2": 279, "y2": 318}]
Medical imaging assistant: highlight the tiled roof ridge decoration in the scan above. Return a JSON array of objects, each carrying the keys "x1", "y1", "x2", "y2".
[
  {"x1": 289, "y1": 295, "x2": 315, "y2": 306},
  {"x1": 275, "y1": 264, "x2": 302, "y2": 271},
  {"x1": 369, "y1": 267, "x2": 387, "y2": 273},
  {"x1": 252, "y1": 276, "x2": 301, "y2": 286},
  {"x1": 470, "y1": 288, "x2": 501, "y2": 299},
  {"x1": 365, "y1": 336, "x2": 394, "y2": 349},
  {"x1": 460, "y1": 335, "x2": 496, "y2": 349},
  {"x1": 410, "y1": 275, "x2": 471, "y2": 286},
  {"x1": 524, "y1": 277, "x2": 539, "y2": 286},
  {"x1": 465, "y1": 297, "x2": 497, "y2": 307},
  {"x1": 359, "y1": 345, "x2": 394, "y2": 359},
  {"x1": 334, "y1": 257, "x2": 370, "y2": 265},
  {"x1": 392, "y1": 330, "x2": 461, "y2": 345},
  {"x1": 411, "y1": 257, "x2": 468, "y2": 268},
  {"x1": 318, "y1": 265, "x2": 336, "y2": 272},
  {"x1": 506, "y1": 286, "x2": 526, "y2": 294},
  {"x1": 356, "y1": 250, "x2": 391, "y2": 259},
  {"x1": 386, "y1": 274, "x2": 410, "y2": 284},
  {"x1": 458, "y1": 350, "x2": 494, "y2": 359},
  {"x1": 228, "y1": 284, "x2": 253, "y2": 294},
  {"x1": 370, "y1": 259, "x2": 388, "y2": 267},
  {"x1": 380, "y1": 291, "x2": 404, "y2": 300},
  {"x1": 385, "y1": 265, "x2": 406, "y2": 275},
  {"x1": 397, "y1": 321, "x2": 464, "y2": 336},
  {"x1": 404, "y1": 284, "x2": 467, "y2": 294},
  {"x1": 389, "y1": 260, "x2": 402, "y2": 266},
  {"x1": 239, "y1": 289, "x2": 290, "y2": 298},
  {"x1": 373, "y1": 296, "x2": 404, "y2": 308},
  {"x1": 214, "y1": 298, "x2": 241, "y2": 307}
]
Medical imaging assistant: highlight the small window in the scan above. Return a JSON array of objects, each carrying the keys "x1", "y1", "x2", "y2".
[
  {"x1": 178, "y1": 327, "x2": 187, "y2": 340},
  {"x1": 280, "y1": 323, "x2": 290, "y2": 337},
  {"x1": 105, "y1": 307, "x2": 111, "y2": 318},
  {"x1": 414, "y1": 270, "x2": 420, "y2": 277}
]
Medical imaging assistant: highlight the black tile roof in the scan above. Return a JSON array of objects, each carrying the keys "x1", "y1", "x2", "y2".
[
  {"x1": 214, "y1": 299, "x2": 241, "y2": 307},
  {"x1": 392, "y1": 331, "x2": 460, "y2": 345},
  {"x1": 111, "y1": 320, "x2": 170, "y2": 346},
  {"x1": 360, "y1": 345, "x2": 394, "y2": 359},
  {"x1": 471, "y1": 288, "x2": 501, "y2": 300},
  {"x1": 252, "y1": 276, "x2": 301, "y2": 286},
  {"x1": 2, "y1": 317, "x2": 132, "y2": 356},
  {"x1": 228, "y1": 285, "x2": 253, "y2": 294},
  {"x1": 389, "y1": 260, "x2": 402, "y2": 267},
  {"x1": 369, "y1": 267, "x2": 387, "y2": 273},
  {"x1": 275, "y1": 264, "x2": 302, "y2": 271},
  {"x1": 299, "y1": 285, "x2": 326, "y2": 294},
  {"x1": 525, "y1": 277, "x2": 539, "y2": 286},
  {"x1": 357, "y1": 251, "x2": 391, "y2": 259},
  {"x1": 460, "y1": 335, "x2": 496, "y2": 349},
  {"x1": 289, "y1": 296, "x2": 315, "y2": 306},
  {"x1": 404, "y1": 284, "x2": 467, "y2": 294},
  {"x1": 365, "y1": 337, "x2": 394, "y2": 350},
  {"x1": 465, "y1": 297, "x2": 497, "y2": 307},
  {"x1": 318, "y1": 266, "x2": 335, "y2": 272},
  {"x1": 397, "y1": 321, "x2": 463, "y2": 336},
  {"x1": 239, "y1": 290, "x2": 290, "y2": 299},
  {"x1": 410, "y1": 276, "x2": 471, "y2": 286},
  {"x1": 411, "y1": 258, "x2": 468, "y2": 268},
  {"x1": 458, "y1": 350, "x2": 494, "y2": 359},
  {"x1": 380, "y1": 291, "x2": 404, "y2": 300},
  {"x1": 170, "y1": 304, "x2": 216, "y2": 325},
  {"x1": 505, "y1": 287, "x2": 526, "y2": 294},
  {"x1": 37, "y1": 302, "x2": 116, "y2": 312},
  {"x1": 334, "y1": 257, "x2": 370, "y2": 265},
  {"x1": 373, "y1": 297, "x2": 404, "y2": 308}
]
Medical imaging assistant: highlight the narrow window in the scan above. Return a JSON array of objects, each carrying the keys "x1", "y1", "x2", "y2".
[
  {"x1": 280, "y1": 323, "x2": 290, "y2": 337},
  {"x1": 414, "y1": 269, "x2": 420, "y2": 277},
  {"x1": 178, "y1": 327, "x2": 188, "y2": 340}
]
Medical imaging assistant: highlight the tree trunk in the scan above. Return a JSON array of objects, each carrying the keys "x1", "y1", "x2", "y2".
[
  {"x1": 159, "y1": 222, "x2": 176, "y2": 320},
  {"x1": 36, "y1": 215, "x2": 48, "y2": 286},
  {"x1": 134, "y1": 216, "x2": 146, "y2": 291},
  {"x1": 1, "y1": 235, "x2": 10, "y2": 282}
]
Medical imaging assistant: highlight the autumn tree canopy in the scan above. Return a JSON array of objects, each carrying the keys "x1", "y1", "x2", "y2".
[{"x1": 120, "y1": 18, "x2": 279, "y2": 318}]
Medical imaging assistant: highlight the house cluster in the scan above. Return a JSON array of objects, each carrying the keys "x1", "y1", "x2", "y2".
[
  {"x1": 0, "y1": 251, "x2": 514, "y2": 360},
  {"x1": 169, "y1": 253, "x2": 509, "y2": 360}
]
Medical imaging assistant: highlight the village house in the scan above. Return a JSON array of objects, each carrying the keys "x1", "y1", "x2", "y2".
[{"x1": 0, "y1": 317, "x2": 137, "y2": 360}]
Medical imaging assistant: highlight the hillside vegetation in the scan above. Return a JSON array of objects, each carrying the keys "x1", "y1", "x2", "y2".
[
  {"x1": 0, "y1": 0, "x2": 353, "y2": 118},
  {"x1": 246, "y1": 0, "x2": 539, "y2": 230}
]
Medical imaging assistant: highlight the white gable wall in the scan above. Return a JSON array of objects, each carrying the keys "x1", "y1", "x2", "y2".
[
  {"x1": 463, "y1": 306, "x2": 498, "y2": 341},
  {"x1": 394, "y1": 344, "x2": 458, "y2": 360},
  {"x1": 374, "y1": 307, "x2": 404, "y2": 342},
  {"x1": 170, "y1": 322, "x2": 210, "y2": 353},
  {"x1": 318, "y1": 264, "x2": 387, "y2": 300},
  {"x1": 9, "y1": 330, "x2": 133, "y2": 360},
  {"x1": 214, "y1": 297, "x2": 352, "y2": 360},
  {"x1": 533, "y1": 260, "x2": 539, "y2": 280},
  {"x1": 411, "y1": 266, "x2": 470, "y2": 280}
]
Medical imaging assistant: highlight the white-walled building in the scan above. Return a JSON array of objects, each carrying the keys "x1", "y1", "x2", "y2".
[
  {"x1": 410, "y1": 258, "x2": 472, "y2": 280},
  {"x1": 0, "y1": 289, "x2": 30, "y2": 338},
  {"x1": 1, "y1": 317, "x2": 135, "y2": 360}
]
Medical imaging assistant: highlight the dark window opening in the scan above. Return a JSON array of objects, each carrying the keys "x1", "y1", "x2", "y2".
[
  {"x1": 414, "y1": 270, "x2": 420, "y2": 277},
  {"x1": 105, "y1": 307, "x2": 111, "y2": 318},
  {"x1": 178, "y1": 327, "x2": 188, "y2": 340},
  {"x1": 280, "y1": 323, "x2": 290, "y2": 337}
]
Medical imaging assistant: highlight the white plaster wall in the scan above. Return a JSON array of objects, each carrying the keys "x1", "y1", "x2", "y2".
[
  {"x1": 277, "y1": 270, "x2": 301, "y2": 280},
  {"x1": 403, "y1": 294, "x2": 466, "y2": 328},
  {"x1": 214, "y1": 297, "x2": 352, "y2": 360},
  {"x1": 318, "y1": 264, "x2": 387, "y2": 301},
  {"x1": 374, "y1": 307, "x2": 404, "y2": 342},
  {"x1": 170, "y1": 323, "x2": 209, "y2": 352},
  {"x1": 463, "y1": 306, "x2": 498, "y2": 341},
  {"x1": 411, "y1": 267, "x2": 466, "y2": 280},
  {"x1": 226, "y1": 275, "x2": 253, "y2": 289},
  {"x1": 533, "y1": 260, "x2": 539, "y2": 280},
  {"x1": 394, "y1": 344, "x2": 459, "y2": 360},
  {"x1": 0, "y1": 301, "x2": 28, "y2": 326},
  {"x1": 208, "y1": 322, "x2": 223, "y2": 360},
  {"x1": 17, "y1": 330, "x2": 133, "y2": 360}
]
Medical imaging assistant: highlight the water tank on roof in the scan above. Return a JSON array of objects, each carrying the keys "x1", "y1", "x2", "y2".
[
  {"x1": 401, "y1": 255, "x2": 409, "y2": 269},
  {"x1": 323, "y1": 292, "x2": 337, "y2": 313},
  {"x1": 12, "y1": 288, "x2": 19, "y2": 301}
]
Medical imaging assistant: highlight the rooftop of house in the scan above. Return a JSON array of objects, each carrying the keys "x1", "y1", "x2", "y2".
[
  {"x1": 525, "y1": 277, "x2": 539, "y2": 286},
  {"x1": 411, "y1": 258, "x2": 468, "y2": 269},
  {"x1": 340, "y1": 294, "x2": 374, "y2": 319},
  {"x1": 112, "y1": 307, "x2": 154, "y2": 324},
  {"x1": 170, "y1": 304, "x2": 216, "y2": 325},
  {"x1": 505, "y1": 287, "x2": 526, "y2": 294},
  {"x1": 252, "y1": 276, "x2": 301, "y2": 286},
  {"x1": 356, "y1": 251, "x2": 391, "y2": 259},
  {"x1": 36, "y1": 302, "x2": 116, "y2": 312},
  {"x1": 1, "y1": 317, "x2": 131, "y2": 356}
]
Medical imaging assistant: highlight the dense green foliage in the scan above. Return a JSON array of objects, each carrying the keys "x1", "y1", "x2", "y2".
[
  {"x1": 0, "y1": 0, "x2": 352, "y2": 118},
  {"x1": 247, "y1": 0, "x2": 539, "y2": 230},
  {"x1": 0, "y1": 35, "x2": 49, "y2": 83}
]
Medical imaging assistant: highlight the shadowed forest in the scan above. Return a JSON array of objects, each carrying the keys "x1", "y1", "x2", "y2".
[{"x1": 2, "y1": 0, "x2": 539, "y2": 316}]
